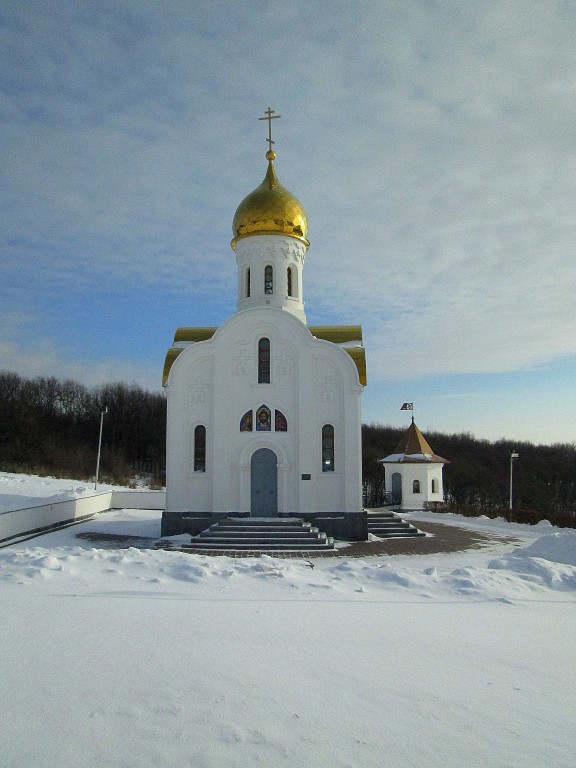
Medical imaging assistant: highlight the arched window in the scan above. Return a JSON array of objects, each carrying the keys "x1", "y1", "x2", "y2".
[
  {"x1": 256, "y1": 404, "x2": 271, "y2": 431},
  {"x1": 287, "y1": 267, "x2": 293, "y2": 297},
  {"x1": 275, "y1": 410, "x2": 287, "y2": 432},
  {"x1": 258, "y1": 337, "x2": 270, "y2": 383},
  {"x1": 264, "y1": 265, "x2": 273, "y2": 294},
  {"x1": 240, "y1": 408, "x2": 287, "y2": 432},
  {"x1": 412, "y1": 479, "x2": 421, "y2": 494},
  {"x1": 246, "y1": 268, "x2": 251, "y2": 298},
  {"x1": 322, "y1": 424, "x2": 335, "y2": 472},
  {"x1": 194, "y1": 425, "x2": 206, "y2": 472},
  {"x1": 431, "y1": 478, "x2": 438, "y2": 494}
]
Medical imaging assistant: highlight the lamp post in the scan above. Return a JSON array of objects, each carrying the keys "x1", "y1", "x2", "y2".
[
  {"x1": 509, "y1": 450, "x2": 519, "y2": 520},
  {"x1": 94, "y1": 406, "x2": 108, "y2": 491}
]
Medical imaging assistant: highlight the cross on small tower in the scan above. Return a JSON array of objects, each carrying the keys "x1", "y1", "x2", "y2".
[{"x1": 259, "y1": 107, "x2": 281, "y2": 152}]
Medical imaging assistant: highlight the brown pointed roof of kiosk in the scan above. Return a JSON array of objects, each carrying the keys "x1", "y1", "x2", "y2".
[
  {"x1": 381, "y1": 418, "x2": 449, "y2": 464},
  {"x1": 395, "y1": 418, "x2": 433, "y2": 455}
]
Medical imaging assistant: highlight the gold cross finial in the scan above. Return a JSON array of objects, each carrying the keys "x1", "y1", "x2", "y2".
[{"x1": 259, "y1": 107, "x2": 281, "y2": 153}]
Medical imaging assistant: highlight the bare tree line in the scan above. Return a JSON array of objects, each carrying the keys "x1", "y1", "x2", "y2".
[
  {"x1": 363, "y1": 423, "x2": 576, "y2": 527},
  {"x1": 1, "y1": 371, "x2": 574, "y2": 527},
  {"x1": 0, "y1": 371, "x2": 166, "y2": 486}
]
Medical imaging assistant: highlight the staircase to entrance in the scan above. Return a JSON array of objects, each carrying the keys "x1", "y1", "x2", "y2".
[
  {"x1": 174, "y1": 517, "x2": 336, "y2": 553},
  {"x1": 367, "y1": 511, "x2": 425, "y2": 538}
]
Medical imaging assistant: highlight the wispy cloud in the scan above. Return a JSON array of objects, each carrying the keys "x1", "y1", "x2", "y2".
[
  {"x1": 1, "y1": 1, "x2": 575, "y2": 441},
  {"x1": 0, "y1": 336, "x2": 161, "y2": 391}
]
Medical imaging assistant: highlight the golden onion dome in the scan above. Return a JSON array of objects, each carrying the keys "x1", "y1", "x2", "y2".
[{"x1": 231, "y1": 150, "x2": 309, "y2": 250}]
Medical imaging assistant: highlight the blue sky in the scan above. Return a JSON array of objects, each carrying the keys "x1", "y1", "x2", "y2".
[{"x1": 2, "y1": 0, "x2": 575, "y2": 445}]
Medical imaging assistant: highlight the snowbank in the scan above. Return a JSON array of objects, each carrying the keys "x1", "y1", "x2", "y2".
[
  {"x1": 487, "y1": 530, "x2": 576, "y2": 592},
  {"x1": 514, "y1": 529, "x2": 576, "y2": 566},
  {"x1": 0, "y1": 471, "x2": 121, "y2": 513}
]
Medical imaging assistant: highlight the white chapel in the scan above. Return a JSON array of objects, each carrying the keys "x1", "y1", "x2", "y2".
[{"x1": 161, "y1": 111, "x2": 367, "y2": 540}]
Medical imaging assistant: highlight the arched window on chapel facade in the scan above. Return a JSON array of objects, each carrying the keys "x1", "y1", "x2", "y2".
[
  {"x1": 239, "y1": 407, "x2": 287, "y2": 432},
  {"x1": 194, "y1": 425, "x2": 206, "y2": 472},
  {"x1": 322, "y1": 424, "x2": 335, "y2": 472},
  {"x1": 264, "y1": 265, "x2": 273, "y2": 294},
  {"x1": 258, "y1": 337, "x2": 271, "y2": 383}
]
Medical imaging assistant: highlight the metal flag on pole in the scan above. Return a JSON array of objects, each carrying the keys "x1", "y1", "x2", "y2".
[
  {"x1": 400, "y1": 403, "x2": 413, "y2": 410},
  {"x1": 509, "y1": 451, "x2": 519, "y2": 518},
  {"x1": 94, "y1": 405, "x2": 108, "y2": 491}
]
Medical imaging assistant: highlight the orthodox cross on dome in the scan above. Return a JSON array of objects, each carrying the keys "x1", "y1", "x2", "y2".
[{"x1": 259, "y1": 107, "x2": 281, "y2": 153}]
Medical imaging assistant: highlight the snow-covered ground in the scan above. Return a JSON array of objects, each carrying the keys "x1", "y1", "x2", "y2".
[{"x1": 1, "y1": 473, "x2": 575, "y2": 768}]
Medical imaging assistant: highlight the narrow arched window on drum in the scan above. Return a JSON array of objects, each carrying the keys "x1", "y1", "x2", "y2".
[
  {"x1": 194, "y1": 425, "x2": 206, "y2": 472},
  {"x1": 322, "y1": 424, "x2": 334, "y2": 472}
]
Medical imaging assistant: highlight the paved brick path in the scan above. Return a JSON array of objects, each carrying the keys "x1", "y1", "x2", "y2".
[
  {"x1": 150, "y1": 520, "x2": 521, "y2": 558},
  {"x1": 336, "y1": 520, "x2": 521, "y2": 558},
  {"x1": 78, "y1": 520, "x2": 522, "y2": 558}
]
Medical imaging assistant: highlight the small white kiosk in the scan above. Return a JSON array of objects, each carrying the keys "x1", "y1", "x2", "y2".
[{"x1": 380, "y1": 418, "x2": 449, "y2": 511}]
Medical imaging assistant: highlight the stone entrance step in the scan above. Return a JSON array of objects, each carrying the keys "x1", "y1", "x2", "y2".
[
  {"x1": 214, "y1": 524, "x2": 314, "y2": 534},
  {"x1": 212, "y1": 518, "x2": 312, "y2": 527}
]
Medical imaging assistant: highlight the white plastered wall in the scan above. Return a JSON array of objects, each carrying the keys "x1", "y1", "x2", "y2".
[
  {"x1": 165, "y1": 307, "x2": 363, "y2": 516},
  {"x1": 235, "y1": 235, "x2": 307, "y2": 322}
]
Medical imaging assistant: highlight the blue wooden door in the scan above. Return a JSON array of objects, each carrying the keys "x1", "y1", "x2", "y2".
[
  {"x1": 391, "y1": 472, "x2": 402, "y2": 505},
  {"x1": 251, "y1": 448, "x2": 278, "y2": 516}
]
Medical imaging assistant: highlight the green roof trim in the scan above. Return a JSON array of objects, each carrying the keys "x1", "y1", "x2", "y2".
[
  {"x1": 162, "y1": 347, "x2": 183, "y2": 386},
  {"x1": 308, "y1": 325, "x2": 363, "y2": 344},
  {"x1": 309, "y1": 325, "x2": 366, "y2": 385},
  {"x1": 173, "y1": 327, "x2": 218, "y2": 344},
  {"x1": 344, "y1": 347, "x2": 367, "y2": 386}
]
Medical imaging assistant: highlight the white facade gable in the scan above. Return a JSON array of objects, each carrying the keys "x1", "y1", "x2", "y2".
[{"x1": 165, "y1": 305, "x2": 363, "y2": 517}]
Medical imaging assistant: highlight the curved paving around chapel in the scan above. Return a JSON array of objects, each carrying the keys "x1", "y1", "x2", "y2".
[
  {"x1": 336, "y1": 521, "x2": 521, "y2": 558},
  {"x1": 76, "y1": 519, "x2": 522, "y2": 558},
  {"x1": 169, "y1": 521, "x2": 520, "y2": 558}
]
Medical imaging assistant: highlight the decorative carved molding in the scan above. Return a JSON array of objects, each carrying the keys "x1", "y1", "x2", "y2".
[
  {"x1": 236, "y1": 237, "x2": 306, "y2": 264},
  {"x1": 318, "y1": 376, "x2": 338, "y2": 403},
  {"x1": 276, "y1": 345, "x2": 295, "y2": 376},
  {"x1": 190, "y1": 376, "x2": 211, "y2": 403},
  {"x1": 234, "y1": 346, "x2": 250, "y2": 376}
]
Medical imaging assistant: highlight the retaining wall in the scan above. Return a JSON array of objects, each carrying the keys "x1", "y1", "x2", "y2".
[
  {"x1": 0, "y1": 490, "x2": 166, "y2": 546},
  {"x1": 110, "y1": 490, "x2": 165, "y2": 510}
]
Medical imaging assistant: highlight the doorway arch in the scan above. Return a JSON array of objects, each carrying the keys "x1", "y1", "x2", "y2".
[
  {"x1": 391, "y1": 472, "x2": 402, "y2": 505},
  {"x1": 251, "y1": 448, "x2": 278, "y2": 516}
]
